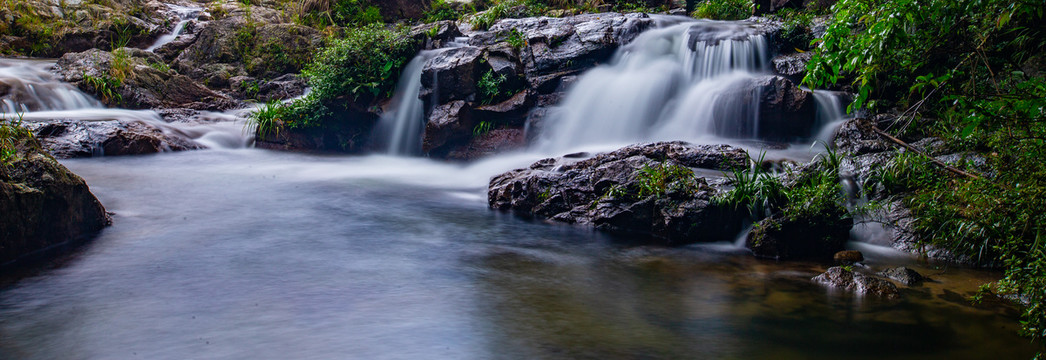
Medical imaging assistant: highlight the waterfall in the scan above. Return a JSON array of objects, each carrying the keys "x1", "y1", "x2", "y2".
[
  {"x1": 372, "y1": 52, "x2": 434, "y2": 155},
  {"x1": 146, "y1": 5, "x2": 202, "y2": 52},
  {"x1": 533, "y1": 20, "x2": 841, "y2": 154},
  {"x1": 0, "y1": 58, "x2": 252, "y2": 150}
]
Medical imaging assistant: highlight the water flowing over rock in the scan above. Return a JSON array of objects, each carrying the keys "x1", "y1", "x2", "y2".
[
  {"x1": 813, "y1": 266, "x2": 901, "y2": 299},
  {"x1": 0, "y1": 137, "x2": 110, "y2": 267},
  {"x1": 488, "y1": 141, "x2": 749, "y2": 244}
]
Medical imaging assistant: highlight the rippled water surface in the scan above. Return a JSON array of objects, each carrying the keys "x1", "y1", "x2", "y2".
[{"x1": 0, "y1": 150, "x2": 1037, "y2": 359}]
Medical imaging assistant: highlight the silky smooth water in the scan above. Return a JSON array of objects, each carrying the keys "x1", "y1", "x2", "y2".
[{"x1": 0, "y1": 149, "x2": 1036, "y2": 359}]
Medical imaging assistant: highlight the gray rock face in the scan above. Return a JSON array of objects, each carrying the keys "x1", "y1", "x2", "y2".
[
  {"x1": 813, "y1": 266, "x2": 901, "y2": 299},
  {"x1": 0, "y1": 138, "x2": 110, "y2": 267},
  {"x1": 488, "y1": 141, "x2": 749, "y2": 244},
  {"x1": 771, "y1": 52, "x2": 812, "y2": 83},
  {"x1": 420, "y1": 46, "x2": 489, "y2": 105},
  {"x1": 411, "y1": 21, "x2": 464, "y2": 50},
  {"x1": 422, "y1": 100, "x2": 473, "y2": 153},
  {"x1": 25, "y1": 119, "x2": 201, "y2": 158},
  {"x1": 54, "y1": 48, "x2": 237, "y2": 111},
  {"x1": 877, "y1": 266, "x2": 927, "y2": 286}
]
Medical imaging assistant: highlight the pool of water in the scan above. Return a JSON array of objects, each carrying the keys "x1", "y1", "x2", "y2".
[{"x1": 0, "y1": 149, "x2": 1036, "y2": 359}]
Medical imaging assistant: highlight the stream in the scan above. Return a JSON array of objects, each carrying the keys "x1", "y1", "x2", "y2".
[{"x1": 0, "y1": 10, "x2": 1039, "y2": 360}]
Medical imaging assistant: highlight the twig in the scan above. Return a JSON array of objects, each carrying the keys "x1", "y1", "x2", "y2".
[{"x1": 870, "y1": 126, "x2": 983, "y2": 180}]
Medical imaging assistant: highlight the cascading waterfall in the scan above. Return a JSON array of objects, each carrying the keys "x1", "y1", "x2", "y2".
[
  {"x1": 0, "y1": 58, "x2": 251, "y2": 150},
  {"x1": 534, "y1": 20, "x2": 841, "y2": 154},
  {"x1": 146, "y1": 5, "x2": 202, "y2": 52},
  {"x1": 372, "y1": 52, "x2": 435, "y2": 155}
]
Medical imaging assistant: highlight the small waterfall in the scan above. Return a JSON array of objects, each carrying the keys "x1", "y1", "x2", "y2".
[
  {"x1": 811, "y1": 90, "x2": 851, "y2": 143},
  {"x1": 146, "y1": 5, "x2": 202, "y2": 52},
  {"x1": 372, "y1": 52, "x2": 434, "y2": 155},
  {"x1": 373, "y1": 37, "x2": 469, "y2": 156},
  {"x1": 0, "y1": 58, "x2": 252, "y2": 151},
  {"x1": 532, "y1": 20, "x2": 851, "y2": 154}
]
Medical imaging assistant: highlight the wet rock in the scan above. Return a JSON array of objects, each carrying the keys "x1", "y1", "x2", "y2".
[
  {"x1": 445, "y1": 128, "x2": 526, "y2": 161},
  {"x1": 834, "y1": 250, "x2": 864, "y2": 265},
  {"x1": 749, "y1": 75, "x2": 817, "y2": 141},
  {"x1": 813, "y1": 266, "x2": 901, "y2": 299},
  {"x1": 488, "y1": 142, "x2": 749, "y2": 244},
  {"x1": 423, "y1": 100, "x2": 474, "y2": 154},
  {"x1": 771, "y1": 52, "x2": 812, "y2": 83},
  {"x1": 420, "y1": 46, "x2": 490, "y2": 105},
  {"x1": 0, "y1": 136, "x2": 110, "y2": 267},
  {"x1": 746, "y1": 204, "x2": 851, "y2": 260},
  {"x1": 473, "y1": 90, "x2": 534, "y2": 127},
  {"x1": 230, "y1": 74, "x2": 307, "y2": 102},
  {"x1": 25, "y1": 119, "x2": 201, "y2": 158},
  {"x1": 877, "y1": 266, "x2": 927, "y2": 286},
  {"x1": 0, "y1": 0, "x2": 164, "y2": 57},
  {"x1": 484, "y1": 13, "x2": 656, "y2": 84},
  {"x1": 833, "y1": 117, "x2": 892, "y2": 156},
  {"x1": 411, "y1": 21, "x2": 464, "y2": 50},
  {"x1": 54, "y1": 48, "x2": 237, "y2": 111},
  {"x1": 255, "y1": 108, "x2": 379, "y2": 153}
]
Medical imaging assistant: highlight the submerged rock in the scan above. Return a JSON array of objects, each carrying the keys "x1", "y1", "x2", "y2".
[
  {"x1": 813, "y1": 266, "x2": 901, "y2": 299},
  {"x1": 0, "y1": 134, "x2": 110, "y2": 267},
  {"x1": 488, "y1": 141, "x2": 749, "y2": 244},
  {"x1": 877, "y1": 266, "x2": 927, "y2": 286}
]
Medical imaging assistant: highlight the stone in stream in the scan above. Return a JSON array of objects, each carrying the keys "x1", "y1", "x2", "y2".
[
  {"x1": 0, "y1": 133, "x2": 110, "y2": 267},
  {"x1": 813, "y1": 266, "x2": 901, "y2": 299},
  {"x1": 877, "y1": 266, "x2": 928, "y2": 286},
  {"x1": 25, "y1": 119, "x2": 202, "y2": 159},
  {"x1": 833, "y1": 250, "x2": 864, "y2": 265},
  {"x1": 488, "y1": 141, "x2": 749, "y2": 245}
]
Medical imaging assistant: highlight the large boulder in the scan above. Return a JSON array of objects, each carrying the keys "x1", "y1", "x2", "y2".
[
  {"x1": 25, "y1": 118, "x2": 202, "y2": 158},
  {"x1": 172, "y1": 17, "x2": 321, "y2": 89},
  {"x1": 0, "y1": 132, "x2": 110, "y2": 267},
  {"x1": 488, "y1": 141, "x2": 749, "y2": 244},
  {"x1": 771, "y1": 52, "x2": 812, "y2": 83},
  {"x1": 813, "y1": 266, "x2": 901, "y2": 299},
  {"x1": 746, "y1": 205, "x2": 851, "y2": 260},
  {"x1": 54, "y1": 48, "x2": 237, "y2": 111},
  {"x1": 749, "y1": 75, "x2": 817, "y2": 141},
  {"x1": 422, "y1": 100, "x2": 474, "y2": 154},
  {"x1": 420, "y1": 46, "x2": 490, "y2": 105}
]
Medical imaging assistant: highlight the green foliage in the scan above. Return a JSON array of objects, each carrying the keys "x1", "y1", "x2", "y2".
[
  {"x1": 292, "y1": 0, "x2": 383, "y2": 28},
  {"x1": 248, "y1": 101, "x2": 284, "y2": 140},
  {"x1": 478, "y1": 70, "x2": 509, "y2": 105},
  {"x1": 691, "y1": 0, "x2": 752, "y2": 21},
  {"x1": 774, "y1": 8, "x2": 815, "y2": 51},
  {"x1": 468, "y1": 0, "x2": 545, "y2": 30},
  {"x1": 715, "y1": 147, "x2": 846, "y2": 222},
  {"x1": 0, "y1": 111, "x2": 33, "y2": 165},
  {"x1": 809, "y1": 0, "x2": 1046, "y2": 348},
  {"x1": 505, "y1": 29, "x2": 525, "y2": 50},
  {"x1": 473, "y1": 121, "x2": 495, "y2": 136},
  {"x1": 148, "y1": 61, "x2": 171, "y2": 73},
  {"x1": 303, "y1": 24, "x2": 416, "y2": 100},
  {"x1": 607, "y1": 162, "x2": 700, "y2": 201},
  {"x1": 82, "y1": 74, "x2": 123, "y2": 104},
  {"x1": 424, "y1": 0, "x2": 462, "y2": 22}
]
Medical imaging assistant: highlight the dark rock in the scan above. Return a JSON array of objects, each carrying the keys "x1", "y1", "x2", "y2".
[
  {"x1": 746, "y1": 205, "x2": 851, "y2": 260},
  {"x1": 474, "y1": 90, "x2": 534, "y2": 127},
  {"x1": 411, "y1": 21, "x2": 464, "y2": 50},
  {"x1": 420, "y1": 46, "x2": 490, "y2": 105},
  {"x1": 230, "y1": 74, "x2": 307, "y2": 101},
  {"x1": 488, "y1": 141, "x2": 749, "y2": 244},
  {"x1": 0, "y1": 137, "x2": 110, "y2": 267},
  {"x1": 877, "y1": 266, "x2": 927, "y2": 286},
  {"x1": 833, "y1": 117, "x2": 892, "y2": 156},
  {"x1": 834, "y1": 250, "x2": 864, "y2": 265},
  {"x1": 371, "y1": 0, "x2": 430, "y2": 21},
  {"x1": 422, "y1": 100, "x2": 473, "y2": 154},
  {"x1": 25, "y1": 119, "x2": 202, "y2": 158},
  {"x1": 445, "y1": 128, "x2": 526, "y2": 161},
  {"x1": 255, "y1": 107, "x2": 379, "y2": 153},
  {"x1": 750, "y1": 75, "x2": 817, "y2": 141},
  {"x1": 54, "y1": 48, "x2": 237, "y2": 111},
  {"x1": 813, "y1": 266, "x2": 901, "y2": 299},
  {"x1": 771, "y1": 52, "x2": 812, "y2": 83}
]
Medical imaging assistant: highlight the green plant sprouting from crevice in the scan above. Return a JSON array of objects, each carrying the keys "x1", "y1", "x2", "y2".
[{"x1": 691, "y1": 0, "x2": 752, "y2": 21}]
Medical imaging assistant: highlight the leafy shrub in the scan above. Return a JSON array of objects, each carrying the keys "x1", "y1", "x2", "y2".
[
  {"x1": 607, "y1": 162, "x2": 700, "y2": 201},
  {"x1": 477, "y1": 70, "x2": 509, "y2": 105},
  {"x1": 303, "y1": 24, "x2": 416, "y2": 100},
  {"x1": 293, "y1": 0, "x2": 383, "y2": 28},
  {"x1": 424, "y1": 0, "x2": 461, "y2": 22},
  {"x1": 691, "y1": 0, "x2": 752, "y2": 21}
]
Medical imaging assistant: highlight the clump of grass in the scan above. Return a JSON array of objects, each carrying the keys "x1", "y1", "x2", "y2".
[{"x1": 691, "y1": 0, "x2": 752, "y2": 20}]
